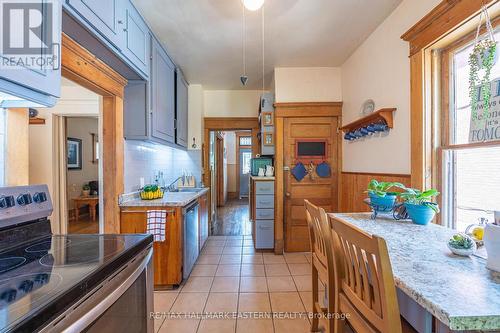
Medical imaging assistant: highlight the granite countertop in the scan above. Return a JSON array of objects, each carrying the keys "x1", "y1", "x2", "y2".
[
  {"x1": 119, "y1": 188, "x2": 209, "y2": 207},
  {"x1": 330, "y1": 213, "x2": 500, "y2": 331},
  {"x1": 250, "y1": 176, "x2": 275, "y2": 180}
]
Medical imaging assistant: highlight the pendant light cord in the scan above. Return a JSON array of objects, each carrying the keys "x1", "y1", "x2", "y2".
[
  {"x1": 262, "y1": 4, "x2": 265, "y2": 92},
  {"x1": 242, "y1": 4, "x2": 246, "y2": 77}
]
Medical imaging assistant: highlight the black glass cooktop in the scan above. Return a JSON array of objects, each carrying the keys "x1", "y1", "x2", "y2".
[{"x1": 0, "y1": 233, "x2": 151, "y2": 333}]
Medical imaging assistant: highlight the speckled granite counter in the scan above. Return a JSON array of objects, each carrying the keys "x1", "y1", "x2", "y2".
[
  {"x1": 330, "y1": 213, "x2": 500, "y2": 331},
  {"x1": 119, "y1": 188, "x2": 209, "y2": 207}
]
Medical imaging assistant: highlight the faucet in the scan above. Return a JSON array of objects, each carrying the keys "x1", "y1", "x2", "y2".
[{"x1": 166, "y1": 177, "x2": 183, "y2": 192}]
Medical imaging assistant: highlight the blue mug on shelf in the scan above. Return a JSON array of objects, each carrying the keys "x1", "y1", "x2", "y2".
[
  {"x1": 353, "y1": 129, "x2": 363, "y2": 138},
  {"x1": 344, "y1": 133, "x2": 353, "y2": 141},
  {"x1": 366, "y1": 124, "x2": 377, "y2": 133},
  {"x1": 360, "y1": 127, "x2": 370, "y2": 136},
  {"x1": 373, "y1": 122, "x2": 388, "y2": 132}
]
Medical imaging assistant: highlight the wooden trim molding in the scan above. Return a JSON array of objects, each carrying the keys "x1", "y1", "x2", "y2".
[
  {"x1": 62, "y1": 33, "x2": 127, "y2": 233},
  {"x1": 274, "y1": 102, "x2": 343, "y2": 118},
  {"x1": 402, "y1": 0, "x2": 495, "y2": 56},
  {"x1": 29, "y1": 118, "x2": 46, "y2": 125},
  {"x1": 204, "y1": 117, "x2": 259, "y2": 130}
]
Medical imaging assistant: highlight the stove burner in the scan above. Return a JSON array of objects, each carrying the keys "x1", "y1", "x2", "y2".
[
  {"x1": 25, "y1": 239, "x2": 71, "y2": 253},
  {"x1": 39, "y1": 239, "x2": 125, "y2": 267},
  {"x1": 0, "y1": 257, "x2": 27, "y2": 273},
  {"x1": 0, "y1": 273, "x2": 63, "y2": 309}
]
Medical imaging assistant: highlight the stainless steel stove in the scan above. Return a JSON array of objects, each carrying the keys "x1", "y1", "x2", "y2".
[{"x1": 0, "y1": 185, "x2": 154, "y2": 332}]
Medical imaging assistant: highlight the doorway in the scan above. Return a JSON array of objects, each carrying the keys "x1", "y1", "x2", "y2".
[
  {"x1": 203, "y1": 118, "x2": 259, "y2": 236},
  {"x1": 29, "y1": 77, "x2": 103, "y2": 234}
]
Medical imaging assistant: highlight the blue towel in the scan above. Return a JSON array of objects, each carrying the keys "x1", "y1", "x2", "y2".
[
  {"x1": 291, "y1": 162, "x2": 307, "y2": 181},
  {"x1": 316, "y1": 162, "x2": 331, "y2": 178}
]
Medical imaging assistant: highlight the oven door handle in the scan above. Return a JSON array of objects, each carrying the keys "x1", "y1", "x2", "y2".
[{"x1": 62, "y1": 248, "x2": 153, "y2": 333}]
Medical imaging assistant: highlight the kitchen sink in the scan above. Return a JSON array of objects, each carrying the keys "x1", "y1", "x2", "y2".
[{"x1": 170, "y1": 188, "x2": 205, "y2": 193}]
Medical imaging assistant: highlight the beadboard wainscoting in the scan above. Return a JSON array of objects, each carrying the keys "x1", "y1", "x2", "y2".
[{"x1": 339, "y1": 172, "x2": 411, "y2": 213}]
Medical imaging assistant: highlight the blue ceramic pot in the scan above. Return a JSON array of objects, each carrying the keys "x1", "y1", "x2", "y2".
[
  {"x1": 369, "y1": 192, "x2": 397, "y2": 212},
  {"x1": 404, "y1": 203, "x2": 436, "y2": 225}
]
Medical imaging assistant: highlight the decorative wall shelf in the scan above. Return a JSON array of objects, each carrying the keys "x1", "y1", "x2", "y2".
[
  {"x1": 341, "y1": 108, "x2": 396, "y2": 133},
  {"x1": 29, "y1": 117, "x2": 46, "y2": 125}
]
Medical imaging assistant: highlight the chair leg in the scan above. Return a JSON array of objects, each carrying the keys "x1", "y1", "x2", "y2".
[
  {"x1": 327, "y1": 284, "x2": 336, "y2": 333},
  {"x1": 311, "y1": 265, "x2": 320, "y2": 332}
]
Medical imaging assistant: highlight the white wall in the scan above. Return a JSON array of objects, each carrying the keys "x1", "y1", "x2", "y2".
[
  {"x1": 204, "y1": 90, "x2": 262, "y2": 117},
  {"x1": 274, "y1": 67, "x2": 342, "y2": 103},
  {"x1": 341, "y1": 0, "x2": 441, "y2": 174}
]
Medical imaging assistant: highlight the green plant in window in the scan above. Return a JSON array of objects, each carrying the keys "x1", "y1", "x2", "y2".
[{"x1": 469, "y1": 39, "x2": 497, "y2": 123}]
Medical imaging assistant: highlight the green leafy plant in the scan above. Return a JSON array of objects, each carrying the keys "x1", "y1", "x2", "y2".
[
  {"x1": 365, "y1": 179, "x2": 404, "y2": 197},
  {"x1": 448, "y1": 233, "x2": 474, "y2": 250},
  {"x1": 399, "y1": 187, "x2": 440, "y2": 213},
  {"x1": 469, "y1": 39, "x2": 497, "y2": 123}
]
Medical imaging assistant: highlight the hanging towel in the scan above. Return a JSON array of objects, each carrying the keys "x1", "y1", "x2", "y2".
[
  {"x1": 291, "y1": 162, "x2": 307, "y2": 181},
  {"x1": 146, "y1": 210, "x2": 167, "y2": 242},
  {"x1": 316, "y1": 162, "x2": 331, "y2": 178}
]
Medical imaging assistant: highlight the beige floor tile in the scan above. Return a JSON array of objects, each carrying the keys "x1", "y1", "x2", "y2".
[
  {"x1": 241, "y1": 264, "x2": 265, "y2": 277},
  {"x1": 236, "y1": 318, "x2": 274, "y2": 333},
  {"x1": 240, "y1": 276, "x2": 268, "y2": 292},
  {"x1": 220, "y1": 254, "x2": 242, "y2": 264},
  {"x1": 293, "y1": 275, "x2": 312, "y2": 292},
  {"x1": 191, "y1": 264, "x2": 218, "y2": 277},
  {"x1": 205, "y1": 240, "x2": 226, "y2": 248},
  {"x1": 154, "y1": 318, "x2": 165, "y2": 333},
  {"x1": 223, "y1": 246, "x2": 243, "y2": 255},
  {"x1": 210, "y1": 235, "x2": 227, "y2": 240},
  {"x1": 267, "y1": 276, "x2": 297, "y2": 292},
  {"x1": 204, "y1": 292, "x2": 239, "y2": 313},
  {"x1": 287, "y1": 263, "x2": 311, "y2": 276},
  {"x1": 202, "y1": 246, "x2": 224, "y2": 255},
  {"x1": 198, "y1": 318, "x2": 236, "y2": 333},
  {"x1": 269, "y1": 292, "x2": 306, "y2": 313},
  {"x1": 154, "y1": 292, "x2": 178, "y2": 311},
  {"x1": 158, "y1": 318, "x2": 200, "y2": 333},
  {"x1": 243, "y1": 235, "x2": 253, "y2": 240},
  {"x1": 216, "y1": 264, "x2": 241, "y2": 277},
  {"x1": 305, "y1": 253, "x2": 312, "y2": 262},
  {"x1": 273, "y1": 317, "x2": 311, "y2": 333},
  {"x1": 226, "y1": 239, "x2": 243, "y2": 246},
  {"x1": 263, "y1": 254, "x2": 286, "y2": 264},
  {"x1": 197, "y1": 254, "x2": 221, "y2": 265},
  {"x1": 242, "y1": 254, "x2": 263, "y2": 264},
  {"x1": 298, "y1": 291, "x2": 313, "y2": 313},
  {"x1": 265, "y1": 264, "x2": 291, "y2": 276},
  {"x1": 181, "y1": 276, "x2": 214, "y2": 293},
  {"x1": 238, "y1": 292, "x2": 271, "y2": 312},
  {"x1": 243, "y1": 239, "x2": 254, "y2": 247},
  {"x1": 227, "y1": 235, "x2": 244, "y2": 240},
  {"x1": 284, "y1": 253, "x2": 309, "y2": 264},
  {"x1": 170, "y1": 292, "x2": 208, "y2": 313},
  {"x1": 242, "y1": 247, "x2": 256, "y2": 254},
  {"x1": 211, "y1": 276, "x2": 240, "y2": 292}
]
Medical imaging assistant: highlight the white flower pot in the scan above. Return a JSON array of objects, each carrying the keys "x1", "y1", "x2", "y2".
[{"x1": 484, "y1": 223, "x2": 500, "y2": 272}]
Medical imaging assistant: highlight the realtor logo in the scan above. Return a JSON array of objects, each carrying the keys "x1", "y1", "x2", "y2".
[{"x1": 0, "y1": 0, "x2": 60, "y2": 70}]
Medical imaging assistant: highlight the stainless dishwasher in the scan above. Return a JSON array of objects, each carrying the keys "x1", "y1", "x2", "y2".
[{"x1": 183, "y1": 200, "x2": 199, "y2": 279}]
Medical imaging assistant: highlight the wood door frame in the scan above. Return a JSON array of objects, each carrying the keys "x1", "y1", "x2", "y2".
[
  {"x1": 235, "y1": 131, "x2": 252, "y2": 199},
  {"x1": 62, "y1": 34, "x2": 127, "y2": 233},
  {"x1": 216, "y1": 133, "x2": 225, "y2": 206},
  {"x1": 401, "y1": 0, "x2": 496, "y2": 189},
  {"x1": 203, "y1": 117, "x2": 260, "y2": 233},
  {"x1": 274, "y1": 102, "x2": 343, "y2": 254}
]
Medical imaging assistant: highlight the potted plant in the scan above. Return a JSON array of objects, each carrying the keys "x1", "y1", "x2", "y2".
[
  {"x1": 399, "y1": 187, "x2": 439, "y2": 225},
  {"x1": 483, "y1": 220, "x2": 500, "y2": 272},
  {"x1": 365, "y1": 180, "x2": 404, "y2": 212},
  {"x1": 469, "y1": 6, "x2": 498, "y2": 122},
  {"x1": 82, "y1": 184, "x2": 91, "y2": 197}
]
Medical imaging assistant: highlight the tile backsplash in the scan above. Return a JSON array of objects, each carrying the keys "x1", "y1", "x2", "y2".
[{"x1": 124, "y1": 140, "x2": 202, "y2": 193}]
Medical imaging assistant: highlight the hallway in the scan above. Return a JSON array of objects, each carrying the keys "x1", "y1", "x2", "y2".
[{"x1": 212, "y1": 199, "x2": 251, "y2": 236}]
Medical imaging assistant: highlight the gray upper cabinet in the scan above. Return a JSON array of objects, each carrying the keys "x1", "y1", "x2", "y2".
[
  {"x1": 67, "y1": 0, "x2": 122, "y2": 48},
  {"x1": 151, "y1": 38, "x2": 175, "y2": 144},
  {"x1": 0, "y1": 0, "x2": 62, "y2": 107},
  {"x1": 120, "y1": 0, "x2": 150, "y2": 78},
  {"x1": 124, "y1": 80, "x2": 149, "y2": 141},
  {"x1": 175, "y1": 70, "x2": 188, "y2": 148}
]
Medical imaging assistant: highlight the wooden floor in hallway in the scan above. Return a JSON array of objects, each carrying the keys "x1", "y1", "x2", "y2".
[
  {"x1": 68, "y1": 215, "x2": 99, "y2": 234},
  {"x1": 212, "y1": 198, "x2": 251, "y2": 236}
]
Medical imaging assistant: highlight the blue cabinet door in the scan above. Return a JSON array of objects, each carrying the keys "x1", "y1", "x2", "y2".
[
  {"x1": 66, "y1": 0, "x2": 122, "y2": 48},
  {"x1": 0, "y1": 0, "x2": 61, "y2": 106},
  {"x1": 120, "y1": 0, "x2": 150, "y2": 78},
  {"x1": 151, "y1": 38, "x2": 175, "y2": 144},
  {"x1": 176, "y1": 69, "x2": 188, "y2": 148}
]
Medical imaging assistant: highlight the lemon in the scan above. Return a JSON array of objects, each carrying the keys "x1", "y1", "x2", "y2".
[{"x1": 472, "y1": 227, "x2": 484, "y2": 240}]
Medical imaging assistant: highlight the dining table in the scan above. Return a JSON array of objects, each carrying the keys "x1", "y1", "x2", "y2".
[{"x1": 328, "y1": 213, "x2": 500, "y2": 333}]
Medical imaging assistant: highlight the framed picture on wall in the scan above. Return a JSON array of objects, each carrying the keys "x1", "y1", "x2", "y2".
[
  {"x1": 263, "y1": 133, "x2": 274, "y2": 146},
  {"x1": 67, "y1": 137, "x2": 82, "y2": 170},
  {"x1": 262, "y1": 112, "x2": 273, "y2": 126}
]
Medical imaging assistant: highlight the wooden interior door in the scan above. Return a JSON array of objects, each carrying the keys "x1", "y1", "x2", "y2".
[{"x1": 284, "y1": 117, "x2": 339, "y2": 252}]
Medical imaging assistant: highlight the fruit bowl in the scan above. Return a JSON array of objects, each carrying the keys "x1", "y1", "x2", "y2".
[
  {"x1": 447, "y1": 233, "x2": 477, "y2": 257},
  {"x1": 140, "y1": 185, "x2": 164, "y2": 200}
]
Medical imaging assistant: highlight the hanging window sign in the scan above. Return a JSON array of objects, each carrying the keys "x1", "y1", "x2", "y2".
[{"x1": 469, "y1": 78, "x2": 500, "y2": 143}]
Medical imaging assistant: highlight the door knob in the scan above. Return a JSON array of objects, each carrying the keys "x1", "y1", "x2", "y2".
[{"x1": 285, "y1": 192, "x2": 291, "y2": 197}]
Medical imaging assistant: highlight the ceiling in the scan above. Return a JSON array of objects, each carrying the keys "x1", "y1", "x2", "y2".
[{"x1": 134, "y1": 0, "x2": 402, "y2": 90}]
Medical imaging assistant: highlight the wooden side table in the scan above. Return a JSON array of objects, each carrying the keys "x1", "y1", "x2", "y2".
[{"x1": 73, "y1": 196, "x2": 99, "y2": 222}]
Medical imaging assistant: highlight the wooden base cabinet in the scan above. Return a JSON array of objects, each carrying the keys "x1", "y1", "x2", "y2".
[{"x1": 120, "y1": 206, "x2": 183, "y2": 288}]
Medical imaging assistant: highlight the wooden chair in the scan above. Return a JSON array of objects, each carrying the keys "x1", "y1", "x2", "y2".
[
  {"x1": 304, "y1": 200, "x2": 339, "y2": 333},
  {"x1": 329, "y1": 216, "x2": 406, "y2": 333}
]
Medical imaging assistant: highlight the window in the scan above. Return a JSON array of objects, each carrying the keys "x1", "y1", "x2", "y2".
[
  {"x1": 0, "y1": 109, "x2": 5, "y2": 187},
  {"x1": 440, "y1": 30, "x2": 500, "y2": 231},
  {"x1": 239, "y1": 136, "x2": 251, "y2": 146}
]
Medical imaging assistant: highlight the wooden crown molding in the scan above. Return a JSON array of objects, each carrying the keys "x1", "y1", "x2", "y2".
[
  {"x1": 204, "y1": 117, "x2": 259, "y2": 130},
  {"x1": 61, "y1": 34, "x2": 127, "y2": 98},
  {"x1": 274, "y1": 102, "x2": 343, "y2": 118},
  {"x1": 401, "y1": 0, "x2": 495, "y2": 56}
]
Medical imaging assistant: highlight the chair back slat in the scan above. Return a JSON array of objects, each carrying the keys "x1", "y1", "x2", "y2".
[
  {"x1": 305, "y1": 200, "x2": 329, "y2": 269},
  {"x1": 330, "y1": 216, "x2": 402, "y2": 333}
]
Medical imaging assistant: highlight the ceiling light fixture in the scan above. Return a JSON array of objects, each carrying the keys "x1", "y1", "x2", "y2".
[{"x1": 242, "y1": 0, "x2": 264, "y2": 11}]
